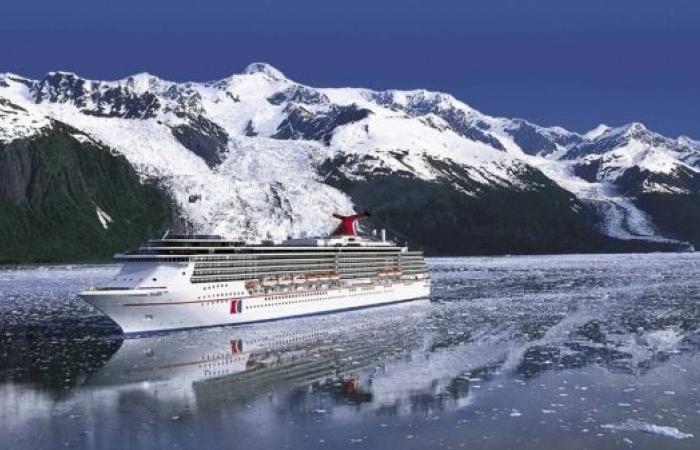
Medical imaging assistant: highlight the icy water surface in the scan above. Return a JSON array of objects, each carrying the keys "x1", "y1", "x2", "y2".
[{"x1": 2, "y1": 254, "x2": 700, "y2": 449}]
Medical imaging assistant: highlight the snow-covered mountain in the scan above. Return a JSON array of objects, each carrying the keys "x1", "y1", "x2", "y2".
[{"x1": 1, "y1": 63, "x2": 698, "y2": 260}]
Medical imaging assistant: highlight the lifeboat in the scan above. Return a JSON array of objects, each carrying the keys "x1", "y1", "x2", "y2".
[
  {"x1": 329, "y1": 272, "x2": 340, "y2": 280},
  {"x1": 293, "y1": 274, "x2": 306, "y2": 284},
  {"x1": 245, "y1": 281, "x2": 257, "y2": 290},
  {"x1": 278, "y1": 275, "x2": 292, "y2": 285}
]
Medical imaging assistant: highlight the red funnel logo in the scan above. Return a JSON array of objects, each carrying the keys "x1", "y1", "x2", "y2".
[{"x1": 332, "y1": 211, "x2": 370, "y2": 236}]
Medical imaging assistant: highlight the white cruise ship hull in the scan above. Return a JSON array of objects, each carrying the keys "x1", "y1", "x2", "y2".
[
  {"x1": 79, "y1": 228, "x2": 430, "y2": 334},
  {"x1": 81, "y1": 279, "x2": 430, "y2": 334}
]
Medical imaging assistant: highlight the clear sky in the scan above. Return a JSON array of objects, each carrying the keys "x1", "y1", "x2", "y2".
[{"x1": 2, "y1": 0, "x2": 699, "y2": 138}]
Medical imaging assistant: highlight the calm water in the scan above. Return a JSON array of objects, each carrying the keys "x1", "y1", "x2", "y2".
[{"x1": 2, "y1": 254, "x2": 700, "y2": 449}]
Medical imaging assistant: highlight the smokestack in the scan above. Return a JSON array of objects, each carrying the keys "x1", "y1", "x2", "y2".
[{"x1": 381, "y1": 229, "x2": 386, "y2": 242}]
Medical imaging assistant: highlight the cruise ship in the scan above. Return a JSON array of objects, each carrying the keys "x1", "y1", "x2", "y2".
[{"x1": 80, "y1": 213, "x2": 430, "y2": 333}]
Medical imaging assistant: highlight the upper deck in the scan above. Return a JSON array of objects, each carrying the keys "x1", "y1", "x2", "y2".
[
  {"x1": 106, "y1": 229, "x2": 427, "y2": 285},
  {"x1": 114, "y1": 234, "x2": 405, "y2": 262}
]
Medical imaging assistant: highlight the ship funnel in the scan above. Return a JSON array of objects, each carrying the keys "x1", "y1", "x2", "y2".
[{"x1": 332, "y1": 211, "x2": 371, "y2": 236}]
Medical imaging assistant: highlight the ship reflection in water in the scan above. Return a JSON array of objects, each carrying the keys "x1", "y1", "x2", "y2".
[
  {"x1": 83, "y1": 303, "x2": 431, "y2": 410},
  {"x1": 3, "y1": 254, "x2": 700, "y2": 449}
]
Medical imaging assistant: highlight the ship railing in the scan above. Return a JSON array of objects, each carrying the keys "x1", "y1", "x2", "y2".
[
  {"x1": 194, "y1": 261, "x2": 337, "y2": 270},
  {"x1": 192, "y1": 263, "x2": 406, "y2": 276},
  {"x1": 193, "y1": 257, "x2": 337, "y2": 265},
  {"x1": 189, "y1": 269, "x2": 425, "y2": 283},
  {"x1": 139, "y1": 245, "x2": 402, "y2": 253},
  {"x1": 189, "y1": 250, "x2": 402, "y2": 260}
]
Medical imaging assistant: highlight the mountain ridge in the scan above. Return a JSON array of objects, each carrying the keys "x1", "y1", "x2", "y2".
[{"x1": 1, "y1": 63, "x2": 698, "y2": 260}]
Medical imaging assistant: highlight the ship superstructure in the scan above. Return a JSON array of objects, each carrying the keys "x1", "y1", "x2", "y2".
[{"x1": 80, "y1": 214, "x2": 430, "y2": 333}]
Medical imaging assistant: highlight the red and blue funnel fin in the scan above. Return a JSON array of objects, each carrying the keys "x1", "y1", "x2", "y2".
[{"x1": 332, "y1": 211, "x2": 370, "y2": 236}]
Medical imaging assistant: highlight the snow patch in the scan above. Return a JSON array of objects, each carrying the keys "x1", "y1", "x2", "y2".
[
  {"x1": 70, "y1": 133, "x2": 93, "y2": 144},
  {"x1": 0, "y1": 98, "x2": 52, "y2": 143},
  {"x1": 95, "y1": 205, "x2": 113, "y2": 230}
]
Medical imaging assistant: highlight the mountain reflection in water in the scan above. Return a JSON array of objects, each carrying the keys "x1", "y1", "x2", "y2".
[{"x1": 2, "y1": 254, "x2": 700, "y2": 449}]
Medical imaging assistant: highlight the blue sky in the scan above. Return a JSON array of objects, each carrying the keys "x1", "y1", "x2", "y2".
[{"x1": 2, "y1": 0, "x2": 699, "y2": 138}]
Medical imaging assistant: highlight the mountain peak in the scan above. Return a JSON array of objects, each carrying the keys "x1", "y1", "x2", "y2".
[
  {"x1": 122, "y1": 72, "x2": 164, "y2": 91},
  {"x1": 677, "y1": 135, "x2": 700, "y2": 148},
  {"x1": 624, "y1": 122, "x2": 648, "y2": 133},
  {"x1": 46, "y1": 70, "x2": 81, "y2": 78},
  {"x1": 0, "y1": 72, "x2": 30, "y2": 86},
  {"x1": 242, "y1": 62, "x2": 286, "y2": 81},
  {"x1": 584, "y1": 124, "x2": 611, "y2": 140},
  {"x1": 595, "y1": 122, "x2": 651, "y2": 141}
]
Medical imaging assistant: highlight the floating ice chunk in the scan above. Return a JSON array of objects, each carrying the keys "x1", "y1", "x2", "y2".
[
  {"x1": 602, "y1": 419, "x2": 693, "y2": 439},
  {"x1": 643, "y1": 328, "x2": 684, "y2": 352}
]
